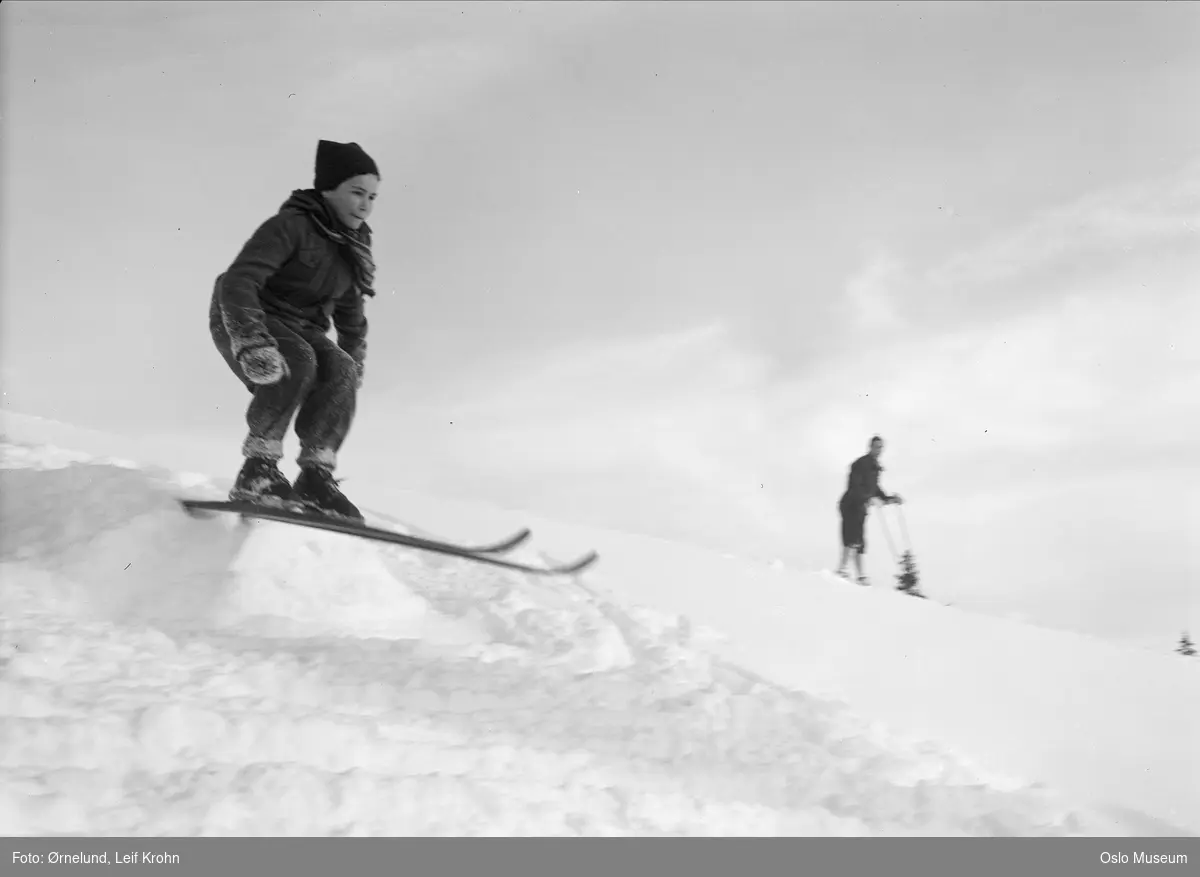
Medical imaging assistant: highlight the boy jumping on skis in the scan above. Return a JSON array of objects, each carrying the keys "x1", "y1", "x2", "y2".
[
  {"x1": 208, "y1": 139, "x2": 380, "y2": 521},
  {"x1": 836, "y1": 435, "x2": 902, "y2": 584}
]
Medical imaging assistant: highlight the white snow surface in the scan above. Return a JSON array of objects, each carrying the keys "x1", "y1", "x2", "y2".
[{"x1": 0, "y1": 431, "x2": 1195, "y2": 836}]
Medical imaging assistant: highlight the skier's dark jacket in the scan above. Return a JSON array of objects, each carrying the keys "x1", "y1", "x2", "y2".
[
  {"x1": 840, "y1": 454, "x2": 889, "y2": 510},
  {"x1": 212, "y1": 189, "x2": 369, "y2": 367}
]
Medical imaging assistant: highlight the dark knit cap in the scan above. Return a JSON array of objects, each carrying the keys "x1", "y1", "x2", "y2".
[{"x1": 314, "y1": 140, "x2": 380, "y2": 193}]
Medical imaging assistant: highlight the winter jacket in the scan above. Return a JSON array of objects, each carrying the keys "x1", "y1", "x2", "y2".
[
  {"x1": 840, "y1": 454, "x2": 889, "y2": 510},
  {"x1": 213, "y1": 189, "x2": 370, "y2": 371}
]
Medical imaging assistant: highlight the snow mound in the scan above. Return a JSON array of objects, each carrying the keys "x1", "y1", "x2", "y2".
[{"x1": 0, "y1": 438, "x2": 1164, "y2": 836}]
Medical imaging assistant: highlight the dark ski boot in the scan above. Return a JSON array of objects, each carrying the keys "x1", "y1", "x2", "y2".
[
  {"x1": 229, "y1": 456, "x2": 294, "y2": 508},
  {"x1": 291, "y1": 466, "x2": 363, "y2": 521}
]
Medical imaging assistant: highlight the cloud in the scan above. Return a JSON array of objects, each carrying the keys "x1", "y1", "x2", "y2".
[
  {"x1": 409, "y1": 246, "x2": 1195, "y2": 535},
  {"x1": 800, "y1": 274, "x2": 1198, "y2": 482},
  {"x1": 453, "y1": 323, "x2": 747, "y2": 416},
  {"x1": 842, "y1": 251, "x2": 907, "y2": 334},
  {"x1": 396, "y1": 321, "x2": 792, "y2": 539},
  {"x1": 784, "y1": 157, "x2": 1200, "y2": 486},
  {"x1": 398, "y1": 160, "x2": 1200, "y2": 554},
  {"x1": 453, "y1": 323, "x2": 765, "y2": 467},
  {"x1": 298, "y1": 1, "x2": 625, "y2": 135},
  {"x1": 403, "y1": 209, "x2": 1199, "y2": 570},
  {"x1": 929, "y1": 158, "x2": 1200, "y2": 290},
  {"x1": 304, "y1": 38, "x2": 518, "y2": 133}
]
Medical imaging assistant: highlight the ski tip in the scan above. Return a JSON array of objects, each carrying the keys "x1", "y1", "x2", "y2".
[
  {"x1": 555, "y1": 550, "x2": 599, "y2": 575},
  {"x1": 500, "y1": 527, "x2": 533, "y2": 549}
]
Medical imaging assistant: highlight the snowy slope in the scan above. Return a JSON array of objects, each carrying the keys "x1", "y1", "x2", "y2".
[
  {"x1": 0, "y1": 430, "x2": 1191, "y2": 835},
  {"x1": 601, "y1": 560, "x2": 1200, "y2": 836},
  {"x1": 368, "y1": 486, "x2": 1200, "y2": 835}
]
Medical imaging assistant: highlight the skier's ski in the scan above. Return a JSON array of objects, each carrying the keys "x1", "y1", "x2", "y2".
[
  {"x1": 179, "y1": 498, "x2": 596, "y2": 576},
  {"x1": 181, "y1": 498, "x2": 531, "y2": 555}
]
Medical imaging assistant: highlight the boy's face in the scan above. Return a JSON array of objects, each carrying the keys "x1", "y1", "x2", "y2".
[
  {"x1": 323, "y1": 174, "x2": 380, "y2": 230},
  {"x1": 870, "y1": 439, "x2": 884, "y2": 458}
]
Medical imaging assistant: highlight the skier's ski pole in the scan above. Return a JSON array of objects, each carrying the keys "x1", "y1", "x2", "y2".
[
  {"x1": 897, "y1": 503, "x2": 913, "y2": 554},
  {"x1": 877, "y1": 504, "x2": 900, "y2": 565}
]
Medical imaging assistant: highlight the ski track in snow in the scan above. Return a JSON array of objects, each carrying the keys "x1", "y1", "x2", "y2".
[{"x1": 0, "y1": 438, "x2": 1154, "y2": 836}]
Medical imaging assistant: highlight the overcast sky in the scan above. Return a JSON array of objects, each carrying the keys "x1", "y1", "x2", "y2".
[{"x1": 2, "y1": 0, "x2": 1198, "y2": 650}]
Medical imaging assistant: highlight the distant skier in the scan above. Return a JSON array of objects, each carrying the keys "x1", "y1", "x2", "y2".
[
  {"x1": 836, "y1": 435, "x2": 902, "y2": 584},
  {"x1": 208, "y1": 139, "x2": 380, "y2": 521}
]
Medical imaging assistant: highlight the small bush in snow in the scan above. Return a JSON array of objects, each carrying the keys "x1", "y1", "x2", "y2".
[{"x1": 895, "y1": 551, "x2": 926, "y2": 599}]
